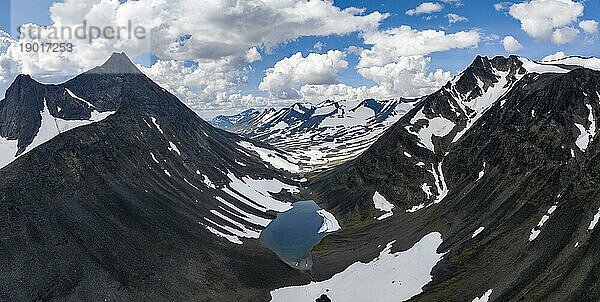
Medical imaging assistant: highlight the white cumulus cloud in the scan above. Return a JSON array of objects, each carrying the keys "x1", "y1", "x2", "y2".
[
  {"x1": 358, "y1": 26, "x2": 480, "y2": 67},
  {"x1": 541, "y1": 51, "x2": 568, "y2": 61},
  {"x1": 259, "y1": 25, "x2": 481, "y2": 103},
  {"x1": 502, "y1": 35, "x2": 523, "y2": 52},
  {"x1": 0, "y1": 0, "x2": 388, "y2": 113},
  {"x1": 357, "y1": 56, "x2": 452, "y2": 98},
  {"x1": 508, "y1": 0, "x2": 583, "y2": 43},
  {"x1": 406, "y1": 2, "x2": 444, "y2": 16},
  {"x1": 343, "y1": 26, "x2": 479, "y2": 99},
  {"x1": 259, "y1": 50, "x2": 349, "y2": 99},
  {"x1": 447, "y1": 13, "x2": 468, "y2": 24},
  {"x1": 551, "y1": 27, "x2": 580, "y2": 44},
  {"x1": 494, "y1": 2, "x2": 513, "y2": 12},
  {"x1": 579, "y1": 20, "x2": 599, "y2": 34}
]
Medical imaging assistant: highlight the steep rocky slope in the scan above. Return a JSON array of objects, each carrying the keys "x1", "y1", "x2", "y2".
[
  {"x1": 0, "y1": 53, "x2": 313, "y2": 301},
  {"x1": 304, "y1": 56, "x2": 600, "y2": 301}
]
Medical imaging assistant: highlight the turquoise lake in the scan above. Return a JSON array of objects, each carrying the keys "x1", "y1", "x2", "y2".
[{"x1": 259, "y1": 200, "x2": 330, "y2": 271}]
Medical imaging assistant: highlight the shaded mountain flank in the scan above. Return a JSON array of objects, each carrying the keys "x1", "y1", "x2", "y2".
[
  {"x1": 0, "y1": 53, "x2": 311, "y2": 302},
  {"x1": 308, "y1": 56, "x2": 600, "y2": 301}
]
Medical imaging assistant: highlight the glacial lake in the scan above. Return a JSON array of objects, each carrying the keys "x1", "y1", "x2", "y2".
[{"x1": 260, "y1": 200, "x2": 338, "y2": 271}]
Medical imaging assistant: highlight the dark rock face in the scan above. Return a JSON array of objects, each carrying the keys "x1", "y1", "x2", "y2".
[
  {"x1": 0, "y1": 53, "x2": 309, "y2": 301},
  {"x1": 315, "y1": 294, "x2": 331, "y2": 302},
  {"x1": 0, "y1": 53, "x2": 130, "y2": 156}
]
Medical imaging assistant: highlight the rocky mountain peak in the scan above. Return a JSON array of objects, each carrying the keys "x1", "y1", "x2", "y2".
[
  {"x1": 5, "y1": 74, "x2": 42, "y2": 95},
  {"x1": 88, "y1": 52, "x2": 142, "y2": 75}
]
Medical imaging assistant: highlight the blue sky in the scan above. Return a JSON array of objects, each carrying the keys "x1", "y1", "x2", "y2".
[
  {"x1": 240, "y1": 0, "x2": 600, "y2": 96},
  {"x1": 0, "y1": 0, "x2": 599, "y2": 116}
]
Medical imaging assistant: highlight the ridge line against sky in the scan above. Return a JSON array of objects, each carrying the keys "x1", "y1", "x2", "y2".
[{"x1": 0, "y1": 0, "x2": 599, "y2": 118}]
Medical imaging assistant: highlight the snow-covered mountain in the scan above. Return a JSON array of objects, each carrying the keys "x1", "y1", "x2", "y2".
[
  {"x1": 211, "y1": 98, "x2": 417, "y2": 171},
  {"x1": 209, "y1": 108, "x2": 258, "y2": 131},
  {"x1": 214, "y1": 55, "x2": 600, "y2": 175},
  {"x1": 4, "y1": 53, "x2": 600, "y2": 302}
]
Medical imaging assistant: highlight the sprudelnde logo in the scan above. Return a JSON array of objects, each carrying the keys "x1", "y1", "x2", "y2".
[{"x1": 18, "y1": 20, "x2": 147, "y2": 53}]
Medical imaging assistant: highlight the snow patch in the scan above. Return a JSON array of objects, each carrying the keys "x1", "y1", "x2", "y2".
[
  {"x1": 200, "y1": 173, "x2": 217, "y2": 189},
  {"x1": 472, "y1": 227, "x2": 485, "y2": 238},
  {"x1": 575, "y1": 104, "x2": 596, "y2": 152},
  {"x1": 373, "y1": 191, "x2": 395, "y2": 220},
  {"x1": 65, "y1": 88, "x2": 96, "y2": 109},
  {"x1": 270, "y1": 232, "x2": 445, "y2": 302},
  {"x1": 204, "y1": 211, "x2": 260, "y2": 243},
  {"x1": 519, "y1": 57, "x2": 569, "y2": 74},
  {"x1": 477, "y1": 162, "x2": 486, "y2": 181},
  {"x1": 529, "y1": 203, "x2": 558, "y2": 241},
  {"x1": 588, "y1": 207, "x2": 600, "y2": 230},
  {"x1": 168, "y1": 141, "x2": 181, "y2": 156},
  {"x1": 539, "y1": 56, "x2": 600, "y2": 71},
  {"x1": 223, "y1": 172, "x2": 297, "y2": 213},
  {"x1": 407, "y1": 162, "x2": 448, "y2": 213},
  {"x1": 472, "y1": 289, "x2": 493, "y2": 302},
  {"x1": 223, "y1": 99, "x2": 415, "y2": 172},
  {"x1": 317, "y1": 209, "x2": 341, "y2": 233},
  {"x1": 421, "y1": 183, "x2": 433, "y2": 198},
  {"x1": 238, "y1": 141, "x2": 300, "y2": 173},
  {"x1": 431, "y1": 162, "x2": 449, "y2": 204},
  {"x1": 201, "y1": 223, "x2": 243, "y2": 245},
  {"x1": 184, "y1": 178, "x2": 200, "y2": 191},
  {"x1": 0, "y1": 98, "x2": 114, "y2": 169},
  {"x1": 0, "y1": 137, "x2": 18, "y2": 170},
  {"x1": 150, "y1": 152, "x2": 159, "y2": 163},
  {"x1": 452, "y1": 70, "x2": 512, "y2": 143},
  {"x1": 203, "y1": 173, "x2": 299, "y2": 244},
  {"x1": 150, "y1": 117, "x2": 164, "y2": 134},
  {"x1": 406, "y1": 108, "x2": 455, "y2": 153},
  {"x1": 214, "y1": 196, "x2": 271, "y2": 227}
]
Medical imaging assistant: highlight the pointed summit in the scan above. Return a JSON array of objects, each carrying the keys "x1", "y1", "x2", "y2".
[{"x1": 89, "y1": 52, "x2": 142, "y2": 75}]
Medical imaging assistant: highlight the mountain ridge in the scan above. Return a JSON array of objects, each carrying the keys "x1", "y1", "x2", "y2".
[
  {"x1": 304, "y1": 56, "x2": 600, "y2": 301},
  {"x1": 0, "y1": 53, "x2": 313, "y2": 301}
]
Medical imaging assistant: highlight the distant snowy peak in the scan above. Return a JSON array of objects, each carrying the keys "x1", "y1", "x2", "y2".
[
  {"x1": 213, "y1": 98, "x2": 417, "y2": 172},
  {"x1": 209, "y1": 109, "x2": 258, "y2": 130},
  {"x1": 538, "y1": 55, "x2": 600, "y2": 72},
  {"x1": 517, "y1": 56, "x2": 600, "y2": 74}
]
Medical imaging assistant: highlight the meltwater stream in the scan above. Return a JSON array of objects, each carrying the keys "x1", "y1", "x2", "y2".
[{"x1": 260, "y1": 200, "x2": 339, "y2": 271}]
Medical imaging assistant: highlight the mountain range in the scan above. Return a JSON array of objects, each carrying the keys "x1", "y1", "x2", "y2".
[
  {"x1": 210, "y1": 98, "x2": 416, "y2": 172},
  {"x1": 1, "y1": 53, "x2": 600, "y2": 301}
]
